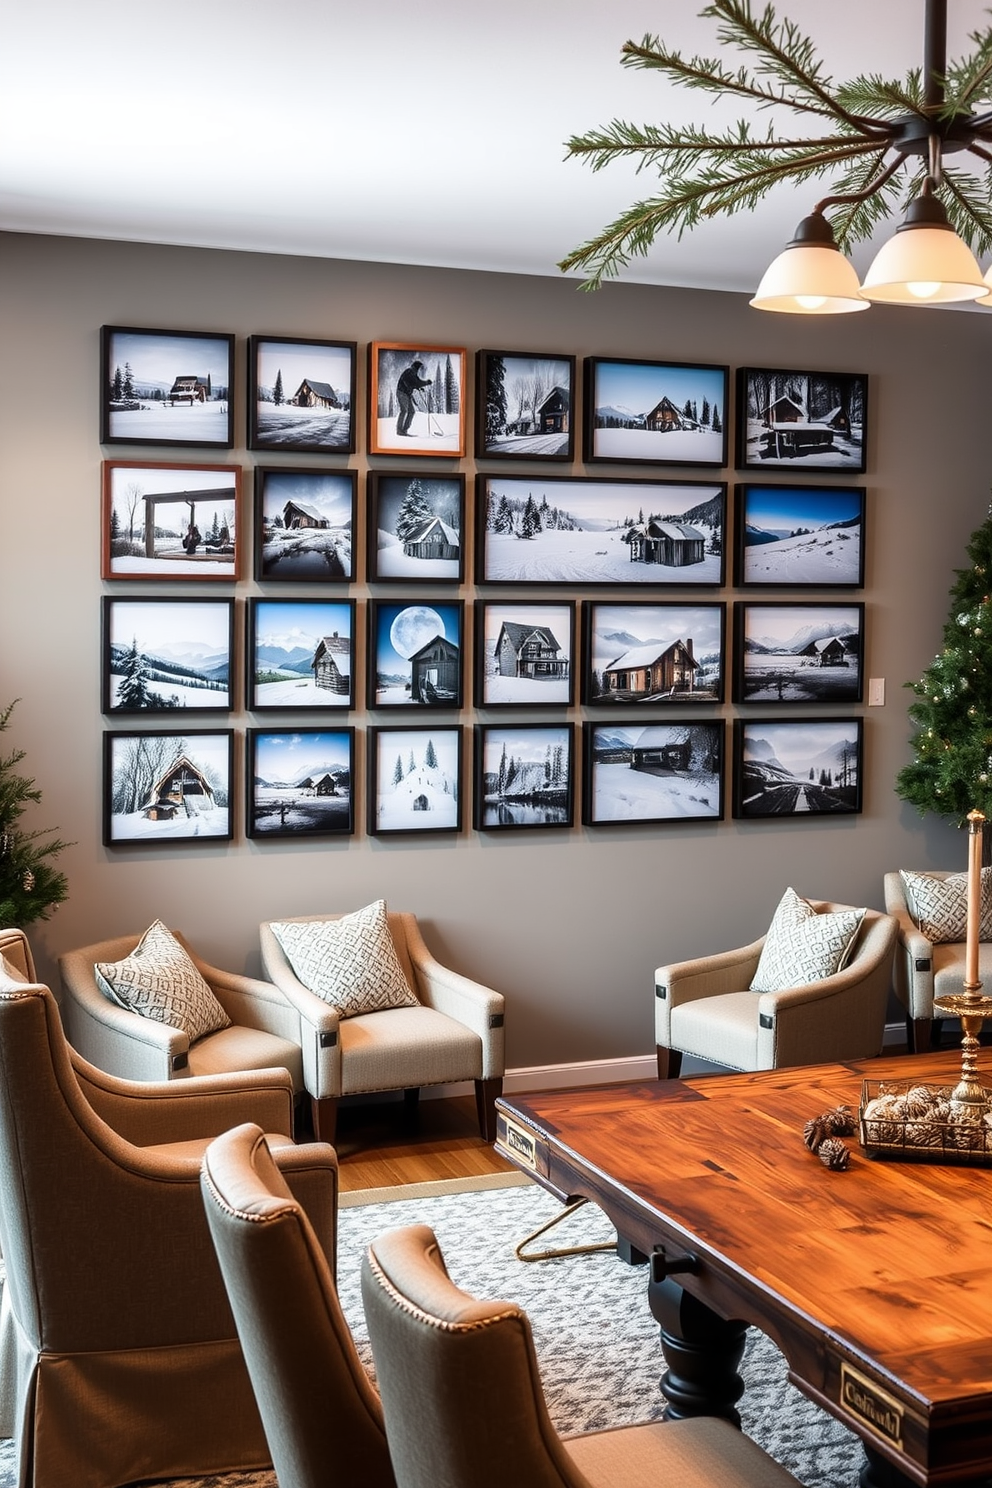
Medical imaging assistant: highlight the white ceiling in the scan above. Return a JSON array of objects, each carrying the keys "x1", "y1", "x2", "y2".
[{"x1": 2, "y1": 1, "x2": 987, "y2": 293}]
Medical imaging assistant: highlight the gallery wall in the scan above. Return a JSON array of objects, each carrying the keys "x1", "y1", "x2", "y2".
[{"x1": 1, "y1": 228, "x2": 990, "y2": 1077}]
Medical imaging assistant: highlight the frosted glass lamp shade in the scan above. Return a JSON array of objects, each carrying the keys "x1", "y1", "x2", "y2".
[
  {"x1": 750, "y1": 213, "x2": 867, "y2": 314},
  {"x1": 861, "y1": 195, "x2": 987, "y2": 304},
  {"x1": 973, "y1": 262, "x2": 992, "y2": 307}
]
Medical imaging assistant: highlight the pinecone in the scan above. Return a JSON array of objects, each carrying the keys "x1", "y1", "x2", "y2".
[
  {"x1": 22, "y1": 868, "x2": 35, "y2": 892},
  {"x1": 822, "y1": 1104, "x2": 855, "y2": 1136},
  {"x1": 817, "y1": 1138, "x2": 850, "y2": 1171},
  {"x1": 803, "y1": 1116, "x2": 829, "y2": 1152}
]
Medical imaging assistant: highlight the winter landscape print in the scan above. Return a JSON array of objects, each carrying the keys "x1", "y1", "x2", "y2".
[
  {"x1": 370, "y1": 602, "x2": 463, "y2": 709},
  {"x1": 478, "y1": 477, "x2": 725, "y2": 585},
  {"x1": 102, "y1": 462, "x2": 239, "y2": 579},
  {"x1": 247, "y1": 729, "x2": 354, "y2": 838},
  {"x1": 368, "y1": 474, "x2": 464, "y2": 582},
  {"x1": 735, "y1": 484, "x2": 865, "y2": 587},
  {"x1": 101, "y1": 327, "x2": 233, "y2": 447},
  {"x1": 734, "y1": 719, "x2": 862, "y2": 818},
  {"x1": 584, "y1": 602, "x2": 724, "y2": 706},
  {"x1": 102, "y1": 598, "x2": 232, "y2": 714},
  {"x1": 583, "y1": 721, "x2": 723, "y2": 825},
  {"x1": 248, "y1": 599, "x2": 354, "y2": 711},
  {"x1": 369, "y1": 727, "x2": 461, "y2": 835},
  {"x1": 254, "y1": 469, "x2": 355, "y2": 581},
  {"x1": 104, "y1": 731, "x2": 232, "y2": 844},
  {"x1": 584, "y1": 358, "x2": 727, "y2": 466},
  {"x1": 370, "y1": 342, "x2": 465, "y2": 457},
  {"x1": 737, "y1": 367, "x2": 867, "y2": 472},
  {"x1": 734, "y1": 603, "x2": 864, "y2": 704},
  {"x1": 476, "y1": 602, "x2": 574, "y2": 708},
  {"x1": 249, "y1": 337, "x2": 355, "y2": 452},
  {"x1": 474, "y1": 725, "x2": 573, "y2": 830},
  {"x1": 477, "y1": 350, "x2": 575, "y2": 459}
]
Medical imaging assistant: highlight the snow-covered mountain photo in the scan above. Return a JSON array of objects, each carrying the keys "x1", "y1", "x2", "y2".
[
  {"x1": 736, "y1": 604, "x2": 863, "y2": 703},
  {"x1": 249, "y1": 599, "x2": 354, "y2": 709},
  {"x1": 251, "y1": 337, "x2": 354, "y2": 451},
  {"x1": 372, "y1": 729, "x2": 460, "y2": 833},
  {"x1": 248, "y1": 729, "x2": 353, "y2": 837},
  {"x1": 587, "y1": 358, "x2": 726, "y2": 465},
  {"x1": 256, "y1": 469, "x2": 354, "y2": 580},
  {"x1": 737, "y1": 485, "x2": 864, "y2": 586},
  {"x1": 737, "y1": 721, "x2": 861, "y2": 817},
  {"x1": 104, "y1": 599, "x2": 232, "y2": 712},
  {"x1": 585, "y1": 722, "x2": 723, "y2": 824},
  {"x1": 585, "y1": 602, "x2": 724, "y2": 704}
]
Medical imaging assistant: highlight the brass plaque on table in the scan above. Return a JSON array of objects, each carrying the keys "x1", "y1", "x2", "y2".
[
  {"x1": 500, "y1": 1116, "x2": 537, "y2": 1170},
  {"x1": 840, "y1": 1362, "x2": 904, "y2": 1450}
]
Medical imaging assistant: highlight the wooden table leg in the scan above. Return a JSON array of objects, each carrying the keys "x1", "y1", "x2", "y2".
[
  {"x1": 859, "y1": 1444, "x2": 923, "y2": 1488},
  {"x1": 647, "y1": 1275, "x2": 747, "y2": 1426}
]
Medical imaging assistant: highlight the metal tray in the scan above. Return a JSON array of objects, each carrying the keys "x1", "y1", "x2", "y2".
[{"x1": 858, "y1": 1079, "x2": 992, "y2": 1166}]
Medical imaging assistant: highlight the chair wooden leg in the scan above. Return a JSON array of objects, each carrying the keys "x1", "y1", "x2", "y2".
[
  {"x1": 311, "y1": 1095, "x2": 338, "y2": 1144},
  {"x1": 475, "y1": 1076, "x2": 502, "y2": 1142},
  {"x1": 906, "y1": 1016, "x2": 933, "y2": 1054},
  {"x1": 657, "y1": 1045, "x2": 683, "y2": 1080}
]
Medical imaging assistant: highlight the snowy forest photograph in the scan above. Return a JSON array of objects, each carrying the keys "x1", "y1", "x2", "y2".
[
  {"x1": 474, "y1": 725, "x2": 573, "y2": 830},
  {"x1": 101, "y1": 326, "x2": 234, "y2": 447},
  {"x1": 478, "y1": 476, "x2": 725, "y2": 585},
  {"x1": 102, "y1": 461, "x2": 239, "y2": 580},
  {"x1": 247, "y1": 728, "x2": 354, "y2": 838},
  {"x1": 734, "y1": 484, "x2": 865, "y2": 587},
  {"x1": 733, "y1": 719, "x2": 862, "y2": 818},
  {"x1": 102, "y1": 598, "x2": 233, "y2": 714},
  {"x1": 370, "y1": 602, "x2": 463, "y2": 709},
  {"x1": 733, "y1": 603, "x2": 864, "y2": 704},
  {"x1": 475, "y1": 602, "x2": 574, "y2": 708},
  {"x1": 254, "y1": 469, "x2": 355, "y2": 581},
  {"x1": 370, "y1": 342, "x2": 466, "y2": 457},
  {"x1": 583, "y1": 601, "x2": 724, "y2": 705},
  {"x1": 368, "y1": 473, "x2": 464, "y2": 582},
  {"x1": 583, "y1": 721, "x2": 724, "y2": 825},
  {"x1": 248, "y1": 336, "x2": 356, "y2": 453},
  {"x1": 737, "y1": 367, "x2": 867, "y2": 473},
  {"x1": 103, "y1": 730, "x2": 232, "y2": 844},
  {"x1": 584, "y1": 357, "x2": 727, "y2": 466},
  {"x1": 476, "y1": 350, "x2": 575, "y2": 460},
  {"x1": 248, "y1": 599, "x2": 355, "y2": 711},
  {"x1": 368, "y1": 727, "x2": 461, "y2": 835}
]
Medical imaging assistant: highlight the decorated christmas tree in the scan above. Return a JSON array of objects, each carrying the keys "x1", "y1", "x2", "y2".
[
  {"x1": 896, "y1": 507, "x2": 992, "y2": 830},
  {"x1": 0, "y1": 700, "x2": 70, "y2": 927}
]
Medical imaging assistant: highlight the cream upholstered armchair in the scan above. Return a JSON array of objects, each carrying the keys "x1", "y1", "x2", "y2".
[
  {"x1": 0, "y1": 945, "x2": 338, "y2": 1488},
  {"x1": 883, "y1": 868, "x2": 992, "y2": 1053},
  {"x1": 655, "y1": 891, "x2": 898, "y2": 1078},
  {"x1": 259, "y1": 903, "x2": 505, "y2": 1143}
]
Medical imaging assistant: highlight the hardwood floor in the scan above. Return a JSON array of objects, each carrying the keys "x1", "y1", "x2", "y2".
[{"x1": 319, "y1": 1093, "x2": 515, "y2": 1193}]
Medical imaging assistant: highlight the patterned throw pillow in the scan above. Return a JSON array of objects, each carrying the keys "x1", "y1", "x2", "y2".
[
  {"x1": 899, "y1": 868, "x2": 992, "y2": 944},
  {"x1": 95, "y1": 920, "x2": 231, "y2": 1042},
  {"x1": 750, "y1": 887, "x2": 865, "y2": 993},
  {"x1": 268, "y1": 900, "x2": 419, "y2": 1017}
]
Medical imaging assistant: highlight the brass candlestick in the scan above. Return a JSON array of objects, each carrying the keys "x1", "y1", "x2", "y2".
[{"x1": 933, "y1": 809, "x2": 992, "y2": 1120}]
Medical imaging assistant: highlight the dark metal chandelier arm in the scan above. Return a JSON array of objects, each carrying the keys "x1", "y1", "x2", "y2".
[
  {"x1": 965, "y1": 140, "x2": 992, "y2": 165},
  {"x1": 694, "y1": 140, "x2": 893, "y2": 216},
  {"x1": 962, "y1": 111, "x2": 992, "y2": 135},
  {"x1": 812, "y1": 154, "x2": 905, "y2": 216}
]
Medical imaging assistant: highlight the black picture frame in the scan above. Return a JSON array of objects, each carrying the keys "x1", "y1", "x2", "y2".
[
  {"x1": 582, "y1": 600, "x2": 725, "y2": 706},
  {"x1": 734, "y1": 483, "x2": 866, "y2": 588},
  {"x1": 248, "y1": 335, "x2": 357, "y2": 453},
  {"x1": 103, "y1": 729, "x2": 234, "y2": 845},
  {"x1": 246, "y1": 727, "x2": 355, "y2": 838},
  {"x1": 736, "y1": 367, "x2": 868, "y2": 474},
  {"x1": 367, "y1": 472, "x2": 465, "y2": 583},
  {"x1": 367, "y1": 725, "x2": 462, "y2": 835},
  {"x1": 368, "y1": 341, "x2": 467, "y2": 457},
  {"x1": 368, "y1": 600, "x2": 464, "y2": 710},
  {"x1": 732, "y1": 717, "x2": 863, "y2": 818},
  {"x1": 582, "y1": 720, "x2": 724, "y2": 826},
  {"x1": 473, "y1": 724, "x2": 574, "y2": 830},
  {"x1": 102, "y1": 597, "x2": 234, "y2": 715},
  {"x1": 475, "y1": 601, "x2": 575, "y2": 709},
  {"x1": 476, "y1": 349, "x2": 576, "y2": 461},
  {"x1": 477, "y1": 476, "x2": 726, "y2": 586},
  {"x1": 100, "y1": 325, "x2": 234, "y2": 449},
  {"x1": 253, "y1": 467, "x2": 357, "y2": 582},
  {"x1": 732, "y1": 601, "x2": 865, "y2": 704},
  {"x1": 101, "y1": 460, "x2": 240, "y2": 581},
  {"x1": 247, "y1": 598, "x2": 356, "y2": 712},
  {"x1": 583, "y1": 356, "x2": 728, "y2": 467}
]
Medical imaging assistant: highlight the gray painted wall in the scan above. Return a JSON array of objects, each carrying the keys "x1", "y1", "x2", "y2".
[{"x1": 1, "y1": 230, "x2": 988, "y2": 1071}]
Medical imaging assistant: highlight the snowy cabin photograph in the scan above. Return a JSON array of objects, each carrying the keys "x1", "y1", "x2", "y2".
[
  {"x1": 368, "y1": 473, "x2": 464, "y2": 582},
  {"x1": 583, "y1": 601, "x2": 725, "y2": 705},
  {"x1": 247, "y1": 728, "x2": 354, "y2": 838},
  {"x1": 733, "y1": 719, "x2": 862, "y2": 818},
  {"x1": 100, "y1": 326, "x2": 234, "y2": 447},
  {"x1": 476, "y1": 350, "x2": 575, "y2": 460},
  {"x1": 734, "y1": 484, "x2": 865, "y2": 587},
  {"x1": 102, "y1": 597, "x2": 233, "y2": 713},
  {"x1": 737, "y1": 367, "x2": 867, "y2": 472},
  {"x1": 584, "y1": 357, "x2": 727, "y2": 466},
  {"x1": 254, "y1": 469, "x2": 355, "y2": 582},
  {"x1": 733, "y1": 602, "x2": 864, "y2": 704},
  {"x1": 370, "y1": 601, "x2": 463, "y2": 708},
  {"x1": 582, "y1": 721, "x2": 724, "y2": 825},
  {"x1": 476, "y1": 602, "x2": 574, "y2": 707},
  {"x1": 248, "y1": 336, "x2": 356, "y2": 453},
  {"x1": 103, "y1": 730, "x2": 232, "y2": 844},
  {"x1": 102, "y1": 462, "x2": 239, "y2": 580},
  {"x1": 368, "y1": 726, "x2": 461, "y2": 835},
  {"x1": 474, "y1": 724, "x2": 573, "y2": 829},
  {"x1": 248, "y1": 598, "x2": 355, "y2": 710}
]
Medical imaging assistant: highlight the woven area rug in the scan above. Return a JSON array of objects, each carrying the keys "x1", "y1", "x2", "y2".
[{"x1": 0, "y1": 1174, "x2": 865, "y2": 1487}]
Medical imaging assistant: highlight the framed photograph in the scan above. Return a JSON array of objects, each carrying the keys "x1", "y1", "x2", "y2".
[
  {"x1": 474, "y1": 724, "x2": 574, "y2": 830},
  {"x1": 253, "y1": 468, "x2": 356, "y2": 582},
  {"x1": 477, "y1": 476, "x2": 726, "y2": 586},
  {"x1": 475, "y1": 601, "x2": 575, "y2": 708},
  {"x1": 102, "y1": 461, "x2": 240, "y2": 581},
  {"x1": 583, "y1": 357, "x2": 728, "y2": 467},
  {"x1": 734, "y1": 484, "x2": 866, "y2": 588},
  {"x1": 103, "y1": 729, "x2": 233, "y2": 845},
  {"x1": 367, "y1": 472, "x2": 465, "y2": 583},
  {"x1": 368, "y1": 725, "x2": 462, "y2": 835},
  {"x1": 733, "y1": 602, "x2": 864, "y2": 704},
  {"x1": 582, "y1": 721, "x2": 724, "y2": 826},
  {"x1": 582, "y1": 601, "x2": 724, "y2": 705},
  {"x1": 736, "y1": 367, "x2": 868, "y2": 473},
  {"x1": 102, "y1": 597, "x2": 234, "y2": 715},
  {"x1": 732, "y1": 718, "x2": 863, "y2": 818},
  {"x1": 368, "y1": 601, "x2": 463, "y2": 709},
  {"x1": 100, "y1": 326, "x2": 234, "y2": 448},
  {"x1": 368, "y1": 342, "x2": 466, "y2": 457},
  {"x1": 246, "y1": 728, "x2": 355, "y2": 838},
  {"x1": 247, "y1": 598, "x2": 355, "y2": 711},
  {"x1": 476, "y1": 349, "x2": 575, "y2": 461},
  {"x1": 248, "y1": 335, "x2": 356, "y2": 453}
]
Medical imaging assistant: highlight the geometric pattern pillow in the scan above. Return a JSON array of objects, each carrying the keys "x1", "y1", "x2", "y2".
[
  {"x1": 94, "y1": 919, "x2": 231, "y2": 1042},
  {"x1": 899, "y1": 868, "x2": 992, "y2": 944},
  {"x1": 268, "y1": 899, "x2": 419, "y2": 1018},
  {"x1": 750, "y1": 886, "x2": 865, "y2": 993}
]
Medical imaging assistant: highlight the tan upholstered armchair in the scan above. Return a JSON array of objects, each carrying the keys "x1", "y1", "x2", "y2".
[
  {"x1": 259, "y1": 910, "x2": 504, "y2": 1143},
  {"x1": 0, "y1": 948, "x2": 337, "y2": 1488},
  {"x1": 655, "y1": 901, "x2": 898, "y2": 1078},
  {"x1": 883, "y1": 869, "x2": 992, "y2": 1053}
]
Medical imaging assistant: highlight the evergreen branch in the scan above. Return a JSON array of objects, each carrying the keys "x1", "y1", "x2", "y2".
[
  {"x1": 944, "y1": 27, "x2": 992, "y2": 111},
  {"x1": 822, "y1": 148, "x2": 907, "y2": 248},
  {"x1": 937, "y1": 167, "x2": 992, "y2": 255},
  {"x1": 835, "y1": 71, "x2": 927, "y2": 120},
  {"x1": 563, "y1": 118, "x2": 866, "y2": 178},
  {"x1": 619, "y1": 37, "x2": 848, "y2": 123}
]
